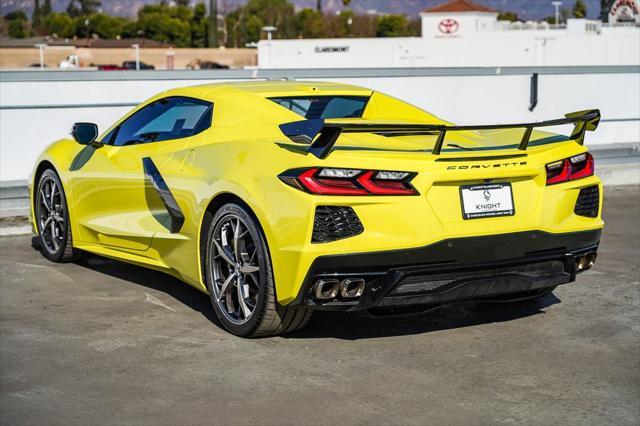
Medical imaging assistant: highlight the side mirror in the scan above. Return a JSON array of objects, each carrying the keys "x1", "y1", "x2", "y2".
[{"x1": 71, "y1": 122, "x2": 99, "y2": 145}]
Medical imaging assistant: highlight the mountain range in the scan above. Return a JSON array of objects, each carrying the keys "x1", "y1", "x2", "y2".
[{"x1": 1, "y1": 0, "x2": 602, "y2": 21}]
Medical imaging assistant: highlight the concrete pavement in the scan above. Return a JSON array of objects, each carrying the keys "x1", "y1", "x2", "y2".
[{"x1": 1, "y1": 186, "x2": 638, "y2": 425}]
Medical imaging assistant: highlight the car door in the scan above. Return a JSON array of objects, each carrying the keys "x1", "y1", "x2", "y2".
[{"x1": 68, "y1": 96, "x2": 213, "y2": 251}]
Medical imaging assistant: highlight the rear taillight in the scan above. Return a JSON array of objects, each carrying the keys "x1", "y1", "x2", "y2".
[
  {"x1": 279, "y1": 167, "x2": 418, "y2": 196},
  {"x1": 546, "y1": 152, "x2": 594, "y2": 185}
]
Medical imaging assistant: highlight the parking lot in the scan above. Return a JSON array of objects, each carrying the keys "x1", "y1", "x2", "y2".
[{"x1": 1, "y1": 185, "x2": 638, "y2": 425}]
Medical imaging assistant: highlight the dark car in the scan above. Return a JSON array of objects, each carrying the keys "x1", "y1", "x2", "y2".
[
  {"x1": 122, "y1": 61, "x2": 155, "y2": 70},
  {"x1": 97, "y1": 64, "x2": 125, "y2": 71},
  {"x1": 199, "y1": 61, "x2": 230, "y2": 69}
]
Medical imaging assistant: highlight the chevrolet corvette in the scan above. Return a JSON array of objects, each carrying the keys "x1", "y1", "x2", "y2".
[{"x1": 30, "y1": 81, "x2": 603, "y2": 337}]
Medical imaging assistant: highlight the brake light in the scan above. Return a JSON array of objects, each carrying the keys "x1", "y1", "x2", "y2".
[
  {"x1": 546, "y1": 152, "x2": 594, "y2": 185},
  {"x1": 279, "y1": 167, "x2": 418, "y2": 195}
]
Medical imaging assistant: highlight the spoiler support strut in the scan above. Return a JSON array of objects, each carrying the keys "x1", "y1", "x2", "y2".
[{"x1": 279, "y1": 109, "x2": 600, "y2": 159}]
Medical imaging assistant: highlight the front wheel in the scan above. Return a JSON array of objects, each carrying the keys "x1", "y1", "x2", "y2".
[
  {"x1": 34, "y1": 169, "x2": 84, "y2": 263},
  {"x1": 204, "y1": 203, "x2": 312, "y2": 337}
]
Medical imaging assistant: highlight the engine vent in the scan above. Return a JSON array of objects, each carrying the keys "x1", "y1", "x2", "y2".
[
  {"x1": 574, "y1": 185, "x2": 599, "y2": 218},
  {"x1": 312, "y1": 206, "x2": 364, "y2": 243}
]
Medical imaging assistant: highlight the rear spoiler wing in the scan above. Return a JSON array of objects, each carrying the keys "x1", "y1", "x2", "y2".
[{"x1": 279, "y1": 109, "x2": 600, "y2": 159}]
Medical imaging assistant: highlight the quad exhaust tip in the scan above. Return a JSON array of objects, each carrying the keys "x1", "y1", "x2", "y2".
[
  {"x1": 340, "y1": 278, "x2": 365, "y2": 298},
  {"x1": 576, "y1": 252, "x2": 597, "y2": 272},
  {"x1": 314, "y1": 279, "x2": 339, "y2": 300},
  {"x1": 313, "y1": 278, "x2": 366, "y2": 301}
]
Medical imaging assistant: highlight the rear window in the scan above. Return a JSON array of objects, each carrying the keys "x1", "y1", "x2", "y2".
[{"x1": 269, "y1": 96, "x2": 368, "y2": 119}]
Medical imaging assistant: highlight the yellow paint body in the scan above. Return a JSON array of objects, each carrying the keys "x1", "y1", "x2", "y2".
[{"x1": 29, "y1": 81, "x2": 604, "y2": 304}]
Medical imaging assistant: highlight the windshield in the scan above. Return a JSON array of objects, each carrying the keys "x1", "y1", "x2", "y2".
[{"x1": 269, "y1": 96, "x2": 369, "y2": 119}]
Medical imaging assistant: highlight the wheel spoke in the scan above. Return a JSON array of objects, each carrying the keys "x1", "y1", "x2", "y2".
[
  {"x1": 216, "y1": 273, "x2": 235, "y2": 302},
  {"x1": 233, "y1": 219, "x2": 241, "y2": 262},
  {"x1": 225, "y1": 290, "x2": 234, "y2": 314},
  {"x1": 53, "y1": 214, "x2": 64, "y2": 223},
  {"x1": 247, "y1": 272, "x2": 259, "y2": 287},
  {"x1": 237, "y1": 277, "x2": 251, "y2": 319},
  {"x1": 40, "y1": 189, "x2": 51, "y2": 211},
  {"x1": 50, "y1": 219, "x2": 59, "y2": 249},
  {"x1": 213, "y1": 239, "x2": 236, "y2": 266},
  {"x1": 240, "y1": 264, "x2": 259, "y2": 274}
]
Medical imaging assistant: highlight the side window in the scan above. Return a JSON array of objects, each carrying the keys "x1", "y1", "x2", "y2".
[
  {"x1": 111, "y1": 97, "x2": 212, "y2": 146},
  {"x1": 99, "y1": 126, "x2": 118, "y2": 144},
  {"x1": 269, "y1": 96, "x2": 368, "y2": 119}
]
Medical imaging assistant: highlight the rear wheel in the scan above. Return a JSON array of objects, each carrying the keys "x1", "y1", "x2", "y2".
[
  {"x1": 35, "y1": 169, "x2": 83, "y2": 262},
  {"x1": 204, "y1": 203, "x2": 312, "y2": 337}
]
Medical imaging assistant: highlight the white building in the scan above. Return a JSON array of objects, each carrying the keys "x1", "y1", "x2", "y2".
[{"x1": 257, "y1": 0, "x2": 640, "y2": 68}]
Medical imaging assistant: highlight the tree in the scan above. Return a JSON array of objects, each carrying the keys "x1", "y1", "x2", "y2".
[
  {"x1": 190, "y1": 2, "x2": 207, "y2": 47},
  {"x1": 295, "y1": 8, "x2": 325, "y2": 38},
  {"x1": 4, "y1": 10, "x2": 28, "y2": 21},
  {"x1": 376, "y1": 14, "x2": 408, "y2": 37},
  {"x1": 67, "y1": 0, "x2": 101, "y2": 17},
  {"x1": 208, "y1": 0, "x2": 218, "y2": 47},
  {"x1": 66, "y1": 0, "x2": 82, "y2": 17},
  {"x1": 80, "y1": 0, "x2": 101, "y2": 15},
  {"x1": 8, "y1": 19, "x2": 27, "y2": 38},
  {"x1": 5, "y1": 11, "x2": 29, "y2": 38},
  {"x1": 600, "y1": 0, "x2": 615, "y2": 21},
  {"x1": 32, "y1": 0, "x2": 42, "y2": 30},
  {"x1": 573, "y1": 0, "x2": 587, "y2": 18},
  {"x1": 497, "y1": 11, "x2": 519, "y2": 21},
  {"x1": 43, "y1": 0, "x2": 52, "y2": 16},
  {"x1": 44, "y1": 12, "x2": 75, "y2": 37},
  {"x1": 135, "y1": 3, "x2": 192, "y2": 46},
  {"x1": 88, "y1": 13, "x2": 128, "y2": 39}
]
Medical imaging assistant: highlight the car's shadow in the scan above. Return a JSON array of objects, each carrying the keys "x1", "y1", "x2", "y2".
[
  {"x1": 288, "y1": 294, "x2": 560, "y2": 340},
  {"x1": 44, "y1": 242, "x2": 561, "y2": 340},
  {"x1": 73, "y1": 252, "x2": 224, "y2": 329}
]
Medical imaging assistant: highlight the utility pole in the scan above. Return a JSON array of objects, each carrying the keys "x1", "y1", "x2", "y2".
[
  {"x1": 35, "y1": 44, "x2": 46, "y2": 69},
  {"x1": 552, "y1": 1, "x2": 562, "y2": 27},
  {"x1": 316, "y1": 0, "x2": 321, "y2": 12},
  {"x1": 208, "y1": 0, "x2": 218, "y2": 47},
  {"x1": 131, "y1": 44, "x2": 140, "y2": 71}
]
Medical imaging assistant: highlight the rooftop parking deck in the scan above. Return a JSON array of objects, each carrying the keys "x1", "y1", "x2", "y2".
[{"x1": 0, "y1": 185, "x2": 638, "y2": 425}]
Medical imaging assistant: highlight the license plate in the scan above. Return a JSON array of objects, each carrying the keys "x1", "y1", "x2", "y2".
[{"x1": 460, "y1": 183, "x2": 515, "y2": 219}]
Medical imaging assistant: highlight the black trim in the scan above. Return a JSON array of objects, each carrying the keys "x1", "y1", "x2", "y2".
[
  {"x1": 528, "y1": 73, "x2": 538, "y2": 112},
  {"x1": 289, "y1": 229, "x2": 601, "y2": 310},
  {"x1": 142, "y1": 157, "x2": 185, "y2": 233},
  {"x1": 278, "y1": 109, "x2": 601, "y2": 159},
  {"x1": 435, "y1": 154, "x2": 528, "y2": 162},
  {"x1": 574, "y1": 185, "x2": 600, "y2": 218}
]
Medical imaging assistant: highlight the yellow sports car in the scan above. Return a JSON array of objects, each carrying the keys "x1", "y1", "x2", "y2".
[{"x1": 29, "y1": 81, "x2": 603, "y2": 337}]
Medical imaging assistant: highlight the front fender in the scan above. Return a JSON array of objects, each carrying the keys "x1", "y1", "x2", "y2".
[{"x1": 29, "y1": 139, "x2": 84, "y2": 236}]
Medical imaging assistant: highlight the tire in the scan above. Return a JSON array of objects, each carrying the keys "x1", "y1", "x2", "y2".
[
  {"x1": 34, "y1": 169, "x2": 84, "y2": 263},
  {"x1": 203, "y1": 203, "x2": 312, "y2": 337}
]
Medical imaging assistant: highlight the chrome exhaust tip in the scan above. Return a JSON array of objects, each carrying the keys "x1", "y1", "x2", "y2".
[
  {"x1": 340, "y1": 278, "x2": 365, "y2": 299},
  {"x1": 576, "y1": 252, "x2": 597, "y2": 272},
  {"x1": 576, "y1": 255, "x2": 588, "y2": 272},
  {"x1": 313, "y1": 279, "x2": 339, "y2": 300}
]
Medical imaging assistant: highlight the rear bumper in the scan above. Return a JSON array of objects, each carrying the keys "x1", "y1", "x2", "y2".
[{"x1": 291, "y1": 229, "x2": 601, "y2": 311}]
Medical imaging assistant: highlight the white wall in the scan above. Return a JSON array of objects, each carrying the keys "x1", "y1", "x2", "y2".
[
  {"x1": 420, "y1": 12, "x2": 499, "y2": 37},
  {"x1": 0, "y1": 69, "x2": 638, "y2": 182},
  {"x1": 258, "y1": 27, "x2": 640, "y2": 68}
]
